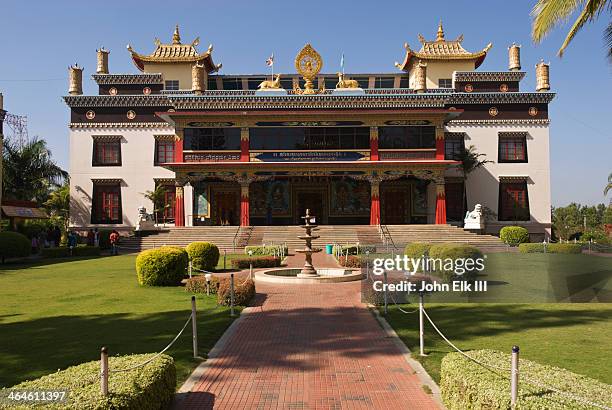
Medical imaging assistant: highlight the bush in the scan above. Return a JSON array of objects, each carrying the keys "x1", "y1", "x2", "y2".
[
  {"x1": 428, "y1": 243, "x2": 454, "y2": 260},
  {"x1": 98, "y1": 229, "x2": 113, "y2": 249},
  {"x1": 427, "y1": 244, "x2": 484, "y2": 281},
  {"x1": 518, "y1": 243, "x2": 583, "y2": 254},
  {"x1": 41, "y1": 245, "x2": 101, "y2": 258},
  {"x1": 404, "y1": 242, "x2": 433, "y2": 259},
  {"x1": 440, "y1": 350, "x2": 612, "y2": 410},
  {"x1": 0, "y1": 231, "x2": 31, "y2": 261},
  {"x1": 185, "y1": 275, "x2": 220, "y2": 294},
  {"x1": 217, "y1": 277, "x2": 255, "y2": 306},
  {"x1": 338, "y1": 255, "x2": 361, "y2": 268},
  {"x1": 244, "y1": 245, "x2": 288, "y2": 256},
  {"x1": 4, "y1": 353, "x2": 176, "y2": 409},
  {"x1": 333, "y1": 244, "x2": 376, "y2": 255},
  {"x1": 136, "y1": 247, "x2": 189, "y2": 286},
  {"x1": 231, "y1": 255, "x2": 281, "y2": 269},
  {"x1": 500, "y1": 226, "x2": 529, "y2": 246},
  {"x1": 580, "y1": 229, "x2": 610, "y2": 245},
  {"x1": 186, "y1": 242, "x2": 219, "y2": 271}
]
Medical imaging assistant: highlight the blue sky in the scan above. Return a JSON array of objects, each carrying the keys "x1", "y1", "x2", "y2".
[{"x1": 1, "y1": 0, "x2": 610, "y2": 206}]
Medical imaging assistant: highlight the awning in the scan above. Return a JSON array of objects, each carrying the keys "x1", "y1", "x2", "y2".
[{"x1": 1, "y1": 206, "x2": 48, "y2": 219}]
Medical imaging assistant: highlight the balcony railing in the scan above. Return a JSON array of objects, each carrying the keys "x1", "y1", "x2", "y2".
[
  {"x1": 183, "y1": 151, "x2": 241, "y2": 162},
  {"x1": 378, "y1": 149, "x2": 437, "y2": 160}
]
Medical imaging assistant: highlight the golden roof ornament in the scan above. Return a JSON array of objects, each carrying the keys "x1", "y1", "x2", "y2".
[
  {"x1": 294, "y1": 44, "x2": 324, "y2": 95},
  {"x1": 172, "y1": 24, "x2": 181, "y2": 44},
  {"x1": 436, "y1": 20, "x2": 445, "y2": 42}
]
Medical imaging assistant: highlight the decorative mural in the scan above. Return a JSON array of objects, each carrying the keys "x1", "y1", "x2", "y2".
[
  {"x1": 193, "y1": 182, "x2": 210, "y2": 218},
  {"x1": 329, "y1": 179, "x2": 370, "y2": 216},
  {"x1": 250, "y1": 180, "x2": 291, "y2": 217},
  {"x1": 412, "y1": 180, "x2": 428, "y2": 216}
]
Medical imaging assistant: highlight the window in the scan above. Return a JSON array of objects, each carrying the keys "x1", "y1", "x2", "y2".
[
  {"x1": 155, "y1": 140, "x2": 175, "y2": 164},
  {"x1": 499, "y1": 181, "x2": 530, "y2": 221},
  {"x1": 221, "y1": 78, "x2": 242, "y2": 90},
  {"x1": 499, "y1": 134, "x2": 527, "y2": 162},
  {"x1": 207, "y1": 77, "x2": 218, "y2": 90},
  {"x1": 164, "y1": 80, "x2": 179, "y2": 91},
  {"x1": 438, "y1": 78, "x2": 452, "y2": 88},
  {"x1": 399, "y1": 77, "x2": 409, "y2": 88},
  {"x1": 378, "y1": 126, "x2": 436, "y2": 149},
  {"x1": 280, "y1": 78, "x2": 294, "y2": 90},
  {"x1": 352, "y1": 77, "x2": 370, "y2": 89},
  {"x1": 445, "y1": 134, "x2": 465, "y2": 160},
  {"x1": 183, "y1": 128, "x2": 241, "y2": 150},
  {"x1": 248, "y1": 77, "x2": 266, "y2": 90},
  {"x1": 92, "y1": 139, "x2": 121, "y2": 166},
  {"x1": 92, "y1": 183, "x2": 122, "y2": 224},
  {"x1": 445, "y1": 182, "x2": 465, "y2": 222},
  {"x1": 249, "y1": 127, "x2": 370, "y2": 150},
  {"x1": 153, "y1": 184, "x2": 175, "y2": 223},
  {"x1": 375, "y1": 77, "x2": 395, "y2": 88}
]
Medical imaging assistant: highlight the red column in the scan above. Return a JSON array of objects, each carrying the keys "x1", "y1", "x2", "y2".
[
  {"x1": 435, "y1": 135, "x2": 445, "y2": 160},
  {"x1": 175, "y1": 137, "x2": 184, "y2": 163},
  {"x1": 370, "y1": 126, "x2": 379, "y2": 161},
  {"x1": 435, "y1": 183, "x2": 447, "y2": 224},
  {"x1": 370, "y1": 180, "x2": 380, "y2": 225},
  {"x1": 240, "y1": 182, "x2": 250, "y2": 226},
  {"x1": 240, "y1": 127, "x2": 249, "y2": 162},
  {"x1": 174, "y1": 185, "x2": 185, "y2": 227}
]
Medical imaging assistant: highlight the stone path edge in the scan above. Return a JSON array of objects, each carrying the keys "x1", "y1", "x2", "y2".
[{"x1": 368, "y1": 305, "x2": 447, "y2": 410}]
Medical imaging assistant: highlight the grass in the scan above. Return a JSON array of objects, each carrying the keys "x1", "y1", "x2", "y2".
[
  {"x1": 378, "y1": 253, "x2": 612, "y2": 384},
  {"x1": 0, "y1": 255, "x2": 239, "y2": 388}
]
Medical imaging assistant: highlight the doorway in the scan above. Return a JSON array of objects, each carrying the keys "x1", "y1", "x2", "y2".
[
  {"x1": 295, "y1": 189, "x2": 326, "y2": 224},
  {"x1": 381, "y1": 188, "x2": 410, "y2": 224},
  {"x1": 213, "y1": 191, "x2": 239, "y2": 225}
]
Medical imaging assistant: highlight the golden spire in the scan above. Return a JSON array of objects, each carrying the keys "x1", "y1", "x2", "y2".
[
  {"x1": 172, "y1": 24, "x2": 181, "y2": 44},
  {"x1": 436, "y1": 20, "x2": 445, "y2": 41}
]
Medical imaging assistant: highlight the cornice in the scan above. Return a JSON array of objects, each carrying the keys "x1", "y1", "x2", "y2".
[
  {"x1": 453, "y1": 71, "x2": 526, "y2": 82},
  {"x1": 69, "y1": 122, "x2": 172, "y2": 129},
  {"x1": 64, "y1": 95, "x2": 171, "y2": 108},
  {"x1": 447, "y1": 119, "x2": 550, "y2": 126},
  {"x1": 447, "y1": 92, "x2": 555, "y2": 104},
  {"x1": 91, "y1": 73, "x2": 164, "y2": 85}
]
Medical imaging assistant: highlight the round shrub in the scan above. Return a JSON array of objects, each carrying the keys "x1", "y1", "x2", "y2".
[
  {"x1": 217, "y1": 277, "x2": 255, "y2": 306},
  {"x1": 136, "y1": 247, "x2": 189, "y2": 286},
  {"x1": 0, "y1": 231, "x2": 31, "y2": 262},
  {"x1": 499, "y1": 226, "x2": 529, "y2": 246},
  {"x1": 428, "y1": 243, "x2": 454, "y2": 260},
  {"x1": 405, "y1": 242, "x2": 432, "y2": 259},
  {"x1": 185, "y1": 275, "x2": 220, "y2": 294},
  {"x1": 186, "y1": 242, "x2": 219, "y2": 271},
  {"x1": 433, "y1": 244, "x2": 484, "y2": 281}
]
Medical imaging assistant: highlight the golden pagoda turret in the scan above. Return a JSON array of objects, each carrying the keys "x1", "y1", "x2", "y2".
[
  {"x1": 96, "y1": 47, "x2": 110, "y2": 74},
  {"x1": 68, "y1": 64, "x2": 83, "y2": 95},
  {"x1": 436, "y1": 20, "x2": 445, "y2": 42},
  {"x1": 508, "y1": 43, "x2": 521, "y2": 71},
  {"x1": 535, "y1": 60, "x2": 550, "y2": 92}
]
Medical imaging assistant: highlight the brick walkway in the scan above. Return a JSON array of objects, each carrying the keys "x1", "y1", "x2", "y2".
[{"x1": 177, "y1": 252, "x2": 438, "y2": 409}]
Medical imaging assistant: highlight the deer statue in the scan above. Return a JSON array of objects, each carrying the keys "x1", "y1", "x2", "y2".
[
  {"x1": 336, "y1": 72, "x2": 359, "y2": 89},
  {"x1": 258, "y1": 74, "x2": 282, "y2": 89}
]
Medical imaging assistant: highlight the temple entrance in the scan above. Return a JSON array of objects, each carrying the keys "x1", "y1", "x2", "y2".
[
  {"x1": 381, "y1": 188, "x2": 409, "y2": 224},
  {"x1": 213, "y1": 190, "x2": 239, "y2": 226},
  {"x1": 295, "y1": 190, "x2": 326, "y2": 224}
]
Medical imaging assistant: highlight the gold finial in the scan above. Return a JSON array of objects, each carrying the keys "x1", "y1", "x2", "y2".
[
  {"x1": 436, "y1": 20, "x2": 445, "y2": 41},
  {"x1": 172, "y1": 24, "x2": 181, "y2": 44}
]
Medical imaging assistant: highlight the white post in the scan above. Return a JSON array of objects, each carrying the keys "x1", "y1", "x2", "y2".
[
  {"x1": 223, "y1": 249, "x2": 227, "y2": 270},
  {"x1": 230, "y1": 273, "x2": 235, "y2": 317},
  {"x1": 511, "y1": 345, "x2": 519, "y2": 407},
  {"x1": 419, "y1": 293, "x2": 425, "y2": 356},
  {"x1": 383, "y1": 271, "x2": 388, "y2": 315},
  {"x1": 191, "y1": 296, "x2": 198, "y2": 358},
  {"x1": 188, "y1": 261, "x2": 192, "y2": 279},
  {"x1": 248, "y1": 250, "x2": 253, "y2": 279},
  {"x1": 365, "y1": 250, "x2": 370, "y2": 280},
  {"x1": 100, "y1": 347, "x2": 109, "y2": 396}
]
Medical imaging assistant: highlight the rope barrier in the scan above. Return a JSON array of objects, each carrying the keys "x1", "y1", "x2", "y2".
[
  {"x1": 389, "y1": 294, "x2": 419, "y2": 314},
  {"x1": 108, "y1": 313, "x2": 193, "y2": 374}
]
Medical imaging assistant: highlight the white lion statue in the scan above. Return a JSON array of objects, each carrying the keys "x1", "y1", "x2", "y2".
[
  {"x1": 464, "y1": 204, "x2": 485, "y2": 230},
  {"x1": 135, "y1": 206, "x2": 156, "y2": 232}
]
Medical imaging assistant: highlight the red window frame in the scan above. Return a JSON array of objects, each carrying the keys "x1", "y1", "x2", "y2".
[
  {"x1": 92, "y1": 184, "x2": 122, "y2": 224},
  {"x1": 499, "y1": 182, "x2": 530, "y2": 221},
  {"x1": 162, "y1": 186, "x2": 176, "y2": 222},
  {"x1": 155, "y1": 140, "x2": 175, "y2": 165},
  {"x1": 93, "y1": 140, "x2": 121, "y2": 166},
  {"x1": 499, "y1": 136, "x2": 527, "y2": 162}
]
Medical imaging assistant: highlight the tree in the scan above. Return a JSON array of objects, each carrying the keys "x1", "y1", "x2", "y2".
[
  {"x1": 455, "y1": 145, "x2": 492, "y2": 222},
  {"x1": 605, "y1": 172, "x2": 612, "y2": 200},
  {"x1": 43, "y1": 181, "x2": 70, "y2": 231},
  {"x1": 142, "y1": 186, "x2": 169, "y2": 224},
  {"x1": 531, "y1": 0, "x2": 612, "y2": 61},
  {"x1": 2, "y1": 138, "x2": 67, "y2": 204},
  {"x1": 552, "y1": 203, "x2": 582, "y2": 240}
]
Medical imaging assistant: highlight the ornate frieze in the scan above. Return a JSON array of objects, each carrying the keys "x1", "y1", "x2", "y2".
[
  {"x1": 64, "y1": 95, "x2": 171, "y2": 107},
  {"x1": 68, "y1": 122, "x2": 173, "y2": 129},
  {"x1": 453, "y1": 71, "x2": 525, "y2": 83},
  {"x1": 447, "y1": 92, "x2": 555, "y2": 104},
  {"x1": 92, "y1": 73, "x2": 164, "y2": 85},
  {"x1": 447, "y1": 119, "x2": 550, "y2": 126}
]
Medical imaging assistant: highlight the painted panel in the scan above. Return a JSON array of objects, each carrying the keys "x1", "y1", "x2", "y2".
[{"x1": 329, "y1": 179, "x2": 370, "y2": 217}]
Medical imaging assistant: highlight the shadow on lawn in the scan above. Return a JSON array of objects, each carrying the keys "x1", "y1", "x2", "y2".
[
  {"x1": 0, "y1": 255, "x2": 109, "y2": 271},
  {"x1": 0, "y1": 308, "x2": 231, "y2": 388}
]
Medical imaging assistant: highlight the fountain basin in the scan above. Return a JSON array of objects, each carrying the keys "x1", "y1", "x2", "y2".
[{"x1": 255, "y1": 268, "x2": 364, "y2": 284}]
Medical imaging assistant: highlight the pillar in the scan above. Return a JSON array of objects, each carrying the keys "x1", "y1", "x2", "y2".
[
  {"x1": 370, "y1": 179, "x2": 381, "y2": 225},
  {"x1": 369, "y1": 126, "x2": 379, "y2": 161},
  {"x1": 174, "y1": 185, "x2": 185, "y2": 227},
  {"x1": 435, "y1": 125, "x2": 445, "y2": 160},
  {"x1": 240, "y1": 181, "x2": 250, "y2": 226},
  {"x1": 435, "y1": 182, "x2": 447, "y2": 225},
  {"x1": 174, "y1": 136, "x2": 183, "y2": 163},
  {"x1": 414, "y1": 60, "x2": 427, "y2": 93},
  {"x1": 184, "y1": 182, "x2": 193, "y2": 227},
  {"x1": 240, "y1": 127, "x2": 249, "y2": 162},
  {"x1": 192, "y1": 63, "x2": 205, "y2": 95},
  {"x1": 68, "y1": 64, "x2": 83, "y2": 95},
  {"x1": 535, "y1": 60, "x2": 550, "y2": 92},
  {"x1": 96, "y1": 48, "x2": 110, "y2": 74},
  {"x1": 508, "y1": 43, "x2": 521, "y2": 71}
]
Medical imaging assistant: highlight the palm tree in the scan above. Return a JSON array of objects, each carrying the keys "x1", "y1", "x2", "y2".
[
  {"x1": 44, "y1": 181, "x2": 70, "y2": 231},
  {"x1": 142, "y1": 186, "x2": 169, "y2": 225},
  {"x1": 605, "y1": 172, "x2": 612, "y2": 204},
  {"x1": 2, "y1": 138, "x2": 67, "y2": 203},
  {"x1": 455, "y1": 145, "x2": 492, "y2": 223},
  {"x1": 531, "y1": 0, "x2": 612, "y2": 60}
]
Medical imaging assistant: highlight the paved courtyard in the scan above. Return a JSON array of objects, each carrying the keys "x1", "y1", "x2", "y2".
[{"x1": 177, "y1": 253, "x2": 438, "y2": 409}]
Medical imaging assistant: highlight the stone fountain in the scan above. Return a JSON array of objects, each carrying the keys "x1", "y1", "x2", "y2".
[{"x1": 295, "y1": 209, "x2": 321, "y2": 277}]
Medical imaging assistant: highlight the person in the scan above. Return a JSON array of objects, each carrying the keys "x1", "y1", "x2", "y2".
[
  {"x1": 93, "y1": 228, "x2": 100, "y2": 247},
  {"x1": 87, "y1": 229, "x2": 95, "y2": 246},
  {"x1": 109, "y1": 230, "x2": 120, "y2": 255},
  {"x1": 67, "y1": 230, "x2": 78, "y2": 255},
  {"x1": 53, "y1": 226, "x2": 61, "y2": 247}
]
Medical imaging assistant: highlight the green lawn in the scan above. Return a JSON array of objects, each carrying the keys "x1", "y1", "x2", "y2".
[
  {"x1": 0, "y1": 255, "x2": 239, "y2": 388},
  {"x1": 380, "y1": 253, "x2": 612, "y2": 384}
]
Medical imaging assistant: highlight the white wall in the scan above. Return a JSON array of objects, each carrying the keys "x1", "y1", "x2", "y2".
[
  {"x1": 69, "y1": 125, "x2": 176, "y2": 229},
  {"x1": 445, "y1": 123, "x2": 552, "y2": 236}
]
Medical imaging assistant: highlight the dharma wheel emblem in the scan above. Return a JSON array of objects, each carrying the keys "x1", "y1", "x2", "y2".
[
  {"x1": 109, "y1": 87, "x2": 118, "y2": 96},
  {"x1": 294, "y1": 43, "x2": 323, "y2": 95},
  {"x1": 488, "y1": 107, "x2": 499, "y2": 117},
  {"x1": 528, "y1": 106, "x2": 538, "y2": 116},
  {"x1": 85, "y1": 110, "x2": 96, "y2": 120},
  {"x1": 126, "y1": 110, "x2": 136, "y2": 120},
  {"x1": 499, "y1": 83, "x2": 509, "y2": 92},
  {"x1": 143, "y1": 87, "x2": 151, "y2": 95}
]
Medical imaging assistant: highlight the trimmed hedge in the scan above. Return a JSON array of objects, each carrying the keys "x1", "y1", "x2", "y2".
[
  {"x1": 518, "y1": 243, "x2": 583, "y2": 254},
  {"x1": 231, "y1": 255, "x2": 281, "y2": 269},
  {"x1": 136, "y1": 247, "x2": 189, "y2": 286},
  {"x1": 244, "y1": 245, "x2": 288, "y2": 256},
  {"x1": 185, "y1": 275, "x2": 220, "y2": 294},
  {"x1": 440, "y1": 350, "x2": 612, "y2": 410},
  {"x1": 41, "y1": 245, "x2": 101, "y2": 258},
  {"x1": 404, "y1": 242, "x2": 433, "y2": 259},
  {"x1": 0, "y1": 231, "x2": 31, "y2": 261},
  {"x1": 186, "y1": 242, "x2": 219, "y2": 271},
  {"x1": 217, "y1": 277, "x2": 255, "y2": 306},
  {"x1": 333, "y1": 244, "x2": 377, "y2": 255},
  {"x1": 426, "y1": 243, "x2": 484, "y2": 281},
  {"x1": 338, "y1": 255, "x2": 361, "y2": 268},
  {"x1": 4, "y1": 353, "x2": 176, "y2": 409},
  {"x1": 500, "y1": 226, "x2": 530, "y2": 246}
]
